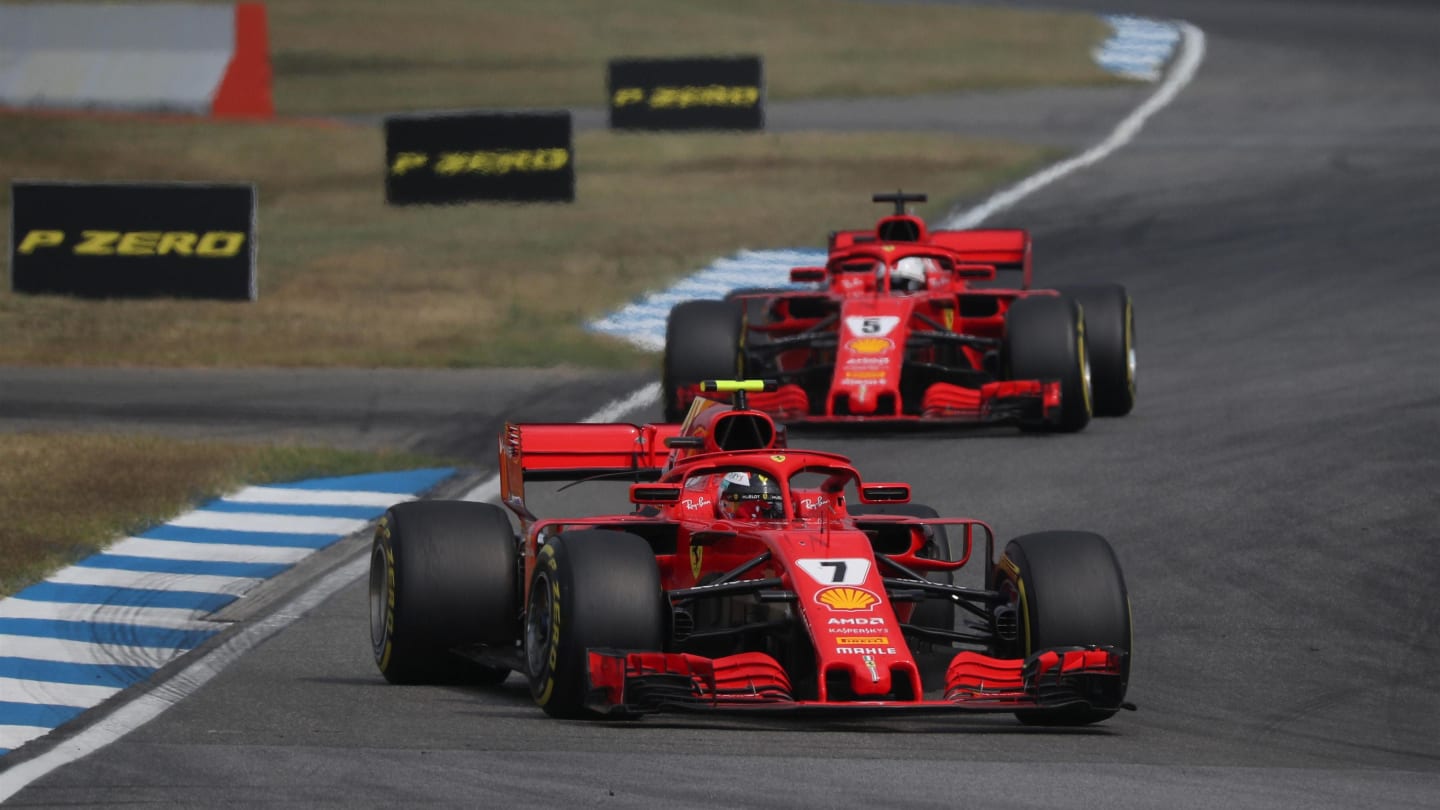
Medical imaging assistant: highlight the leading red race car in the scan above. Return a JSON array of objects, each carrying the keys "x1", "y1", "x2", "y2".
[
  {"x1": 661, "y1": 192, "x2": 1136, "y2": 431},
  {"x1": 369, "y1": 381, "x2": 1134, "y2": 724}
]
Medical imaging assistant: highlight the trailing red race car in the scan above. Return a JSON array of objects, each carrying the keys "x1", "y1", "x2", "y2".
[
  {"x1": 369, "y1": 381, "x2": 1134, "y2": 724},
  {"x1": 662, "y1": 192, "x2": 1136, "y2": 430}
]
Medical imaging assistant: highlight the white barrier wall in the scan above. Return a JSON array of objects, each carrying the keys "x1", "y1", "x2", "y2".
[{"x1": 0, "y1": 2, "x2": 272, "y2": 117}]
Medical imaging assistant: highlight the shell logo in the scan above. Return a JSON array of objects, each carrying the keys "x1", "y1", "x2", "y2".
[
  {"x1": 846, "y1": 338, "x2": 892, "y2": 355},
  {"x1": 815, "y1": 586, "x2": 880, "y2": 611}
]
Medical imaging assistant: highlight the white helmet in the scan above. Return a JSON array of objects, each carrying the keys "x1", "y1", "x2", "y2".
[{"x1": 892, "y1": 256, "x2": 930, "y2": 292}]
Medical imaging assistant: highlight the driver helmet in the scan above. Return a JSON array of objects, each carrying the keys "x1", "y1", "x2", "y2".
[
  {"x1": 717, "y1": 470, "x2": 785, "y2": 521},
  {"x1": 891, "y1": 256, "x2": 931, "y2": 292}
]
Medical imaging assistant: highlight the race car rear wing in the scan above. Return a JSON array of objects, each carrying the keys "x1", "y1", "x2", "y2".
[
  {"x1": 929, "y1": 229, "x2": 1033, "y2": 289},
  {"x1": 499, "y1": 422, "x2": 682, "y2": 521}
]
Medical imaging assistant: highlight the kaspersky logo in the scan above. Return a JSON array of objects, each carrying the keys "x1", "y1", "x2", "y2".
[{"x1": 815, "y1": 586, "x2": 880, "y2": 611}]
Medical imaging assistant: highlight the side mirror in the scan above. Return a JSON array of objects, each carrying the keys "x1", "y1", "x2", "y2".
[
  {"x1": 859, "y1": 483, "x2": 911, "y2": 503},
  {"x1": 630, "y1": 483, "x2": 682, "y2": 504},
  {"x1": 954, "y1": 263, "x2": 997, "y2": 281},
  {"x1": 789, "y1": 266, "x2": 826, "y2": 283}
]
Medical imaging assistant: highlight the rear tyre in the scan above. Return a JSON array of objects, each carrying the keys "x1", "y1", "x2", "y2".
[
  {"x1": 993, "y1": 531, "x2": 1131, "y2": 725},
  {"x1": 1054, "y1": 284, "x2": 1135, "y2": 417},
  {"x1": 662, "y1": 299, "x2": 744, "y2": 422},
  {"x1": 370, "y1": 501, "x2": 519, "y2": 685},
  {"x1": 1003, "y1": 295, "x2": 1092, "y2": 432},
  {"x1": 525, "y1": 530, "x2": 666, "y2": 719},
  {"x1": 849, "y1": 504, "x2": 953, "y2": 635}
]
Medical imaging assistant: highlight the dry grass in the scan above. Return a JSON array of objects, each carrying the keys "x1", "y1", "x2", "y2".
[
  {"x1": 0, "y1": 117, "x2": 1056, "y2": 367},
  {"x1": 264, "y1": 0, "x2": 1113, "y2": 114},
  {"x1": 0, "y1": 432, "x2": 448, "y2": 598}
]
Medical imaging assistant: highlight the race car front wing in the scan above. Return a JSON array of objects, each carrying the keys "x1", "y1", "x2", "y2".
[{"x1": 584, "y1": 645, "x2": 1127, "y2": 716}]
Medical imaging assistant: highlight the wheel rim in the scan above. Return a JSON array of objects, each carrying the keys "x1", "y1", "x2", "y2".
[
  {"x1": 1125, "y1": 301, "x2": 1137, "y2": 398},
  {"x1": 525, "y1": 571, "x2": 555, "y2": 678},
  {"x1": 368, "y1": 545, "x2": 389, "y2": 648}
]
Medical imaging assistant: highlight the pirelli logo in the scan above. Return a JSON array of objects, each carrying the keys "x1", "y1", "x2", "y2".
[
  {"x1": 389, "y1": 148, "x2": 570, "y2": 177},
  {"x1": 608, "y1": 56, "x2": 764, "y2": 131},
  {"x1": 384, "y1": 111, "x2": 575, "y2": 204},
  {"x1": 9, "y1": 182, "x2": 257, "y2": 300},
  {"x1": 17, "y1": 230, "x2": 246, "y2": 258},
  {"x1": 611, "y1": 85, "x2": 760, "y2": 110}
]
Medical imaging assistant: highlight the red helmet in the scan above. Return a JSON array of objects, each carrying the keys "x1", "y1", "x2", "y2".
[{"x1": 717, "y1": 471, "x2": 785, "y2": 521}]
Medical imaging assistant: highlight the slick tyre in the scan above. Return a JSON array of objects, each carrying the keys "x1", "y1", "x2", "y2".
[
  {"x1": 1003, "y1": 294, "x2": 1092, "y2": 432},
  {"x1": 1053, "y1": 284, "x2": 1135, "y2": 417},
  {"x1": 662, "y1": 299, "x2": 745, "y2": 422},
  {"x1": 525, "y1": 530, "x2": 666, "y2": 719},
  {"x1": 994, "y1": 531, "x2": 1131, "y2": 725},
  {"x1": 849, "y1": 504, "x2": 954, "y2": 635},
  {"x1": 370, "y1": 501, "x2": 519, "y2": 685}
]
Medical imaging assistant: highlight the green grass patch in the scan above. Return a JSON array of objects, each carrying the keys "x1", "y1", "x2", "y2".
[{"x1": 0, "y1": 432, "x2": 451, "y2": 598}]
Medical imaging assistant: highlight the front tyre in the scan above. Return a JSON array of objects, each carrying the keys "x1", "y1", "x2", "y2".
[
  {"x1": 370, "y1": 501, "x2": 519, "y2": 685},
  {"x1": 993, "y1": 530, "x2": 1131, "y2": 725},
  {"x1": 1054, "y1": 284, "x2": 1135, "y2": 417},
  {"x1": 525, "y1": 530, "x2": 666, "y2": 719},
  {"x1": 1003, "y1": 295, "x2": 1092, "y2": 432},
  {"x1": 662, "y1": 299, "x2": 744, "y2": 422}
]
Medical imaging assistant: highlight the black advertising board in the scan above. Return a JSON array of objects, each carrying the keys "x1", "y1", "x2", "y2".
[
  {"x1": 384, "y1": 111, "x2": 574, "y2": 205},
  {"x1": 9, "y1": 182, "x2": 257, "y2": 300},
  {"x1": 608, "y1": 56, "x2": 764, "y2": 131}
]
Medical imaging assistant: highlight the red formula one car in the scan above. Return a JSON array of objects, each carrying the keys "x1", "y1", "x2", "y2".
[
  {"x1": 369, "y1": 381, "x2": 1133, "y2": 724},
  {"x1": 661, "y1": 192, "x2": 1136, "y2": 431}
]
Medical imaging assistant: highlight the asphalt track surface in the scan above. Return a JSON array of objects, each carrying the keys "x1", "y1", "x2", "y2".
[{"x1": 3, "y1": 0, "x2": 1439, "y2": 806}]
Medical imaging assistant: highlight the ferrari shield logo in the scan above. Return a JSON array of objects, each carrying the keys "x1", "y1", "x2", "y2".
[
  {"x1": 943, "y1": 309, "x2": 954, "y2": 331},
  {"x1": 690, "y1": 544, "x2": 704, "y2": 579}
]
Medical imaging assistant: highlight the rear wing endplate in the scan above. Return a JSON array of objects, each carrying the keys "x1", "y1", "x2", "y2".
[{"x1": 499, "y1": 422, "x2": 682, "y2": 520}]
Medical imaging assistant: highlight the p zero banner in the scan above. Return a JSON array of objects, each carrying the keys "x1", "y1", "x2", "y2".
[
  {"x1": 9, "y1": 182, "x2": 257, "y2": 300},
  {"x1": 608, "y1": 56, "x2": 764, "y2": 131},
  {"x1": 384, "y1": 111, "x2": 575, "y2": 205}
]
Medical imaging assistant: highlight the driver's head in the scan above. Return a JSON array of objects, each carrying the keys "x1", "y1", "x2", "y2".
[
  {"x1": 892, "y1": 256, "x2": 930, "y2": 292},
  {"x1": 717, "y1": 470, "x2": 785, "y2": 521}
]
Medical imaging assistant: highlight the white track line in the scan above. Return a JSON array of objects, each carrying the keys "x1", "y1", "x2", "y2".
[
  {"x1": 583, "y1": 382, "x2": 663, "y2": 423},
  {"x1": 941, "y1": 21, "x2": 1205, "y2": 229},
  {"x1": 0, "y1": 26, "x2": 1205, "y2": 800}
]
